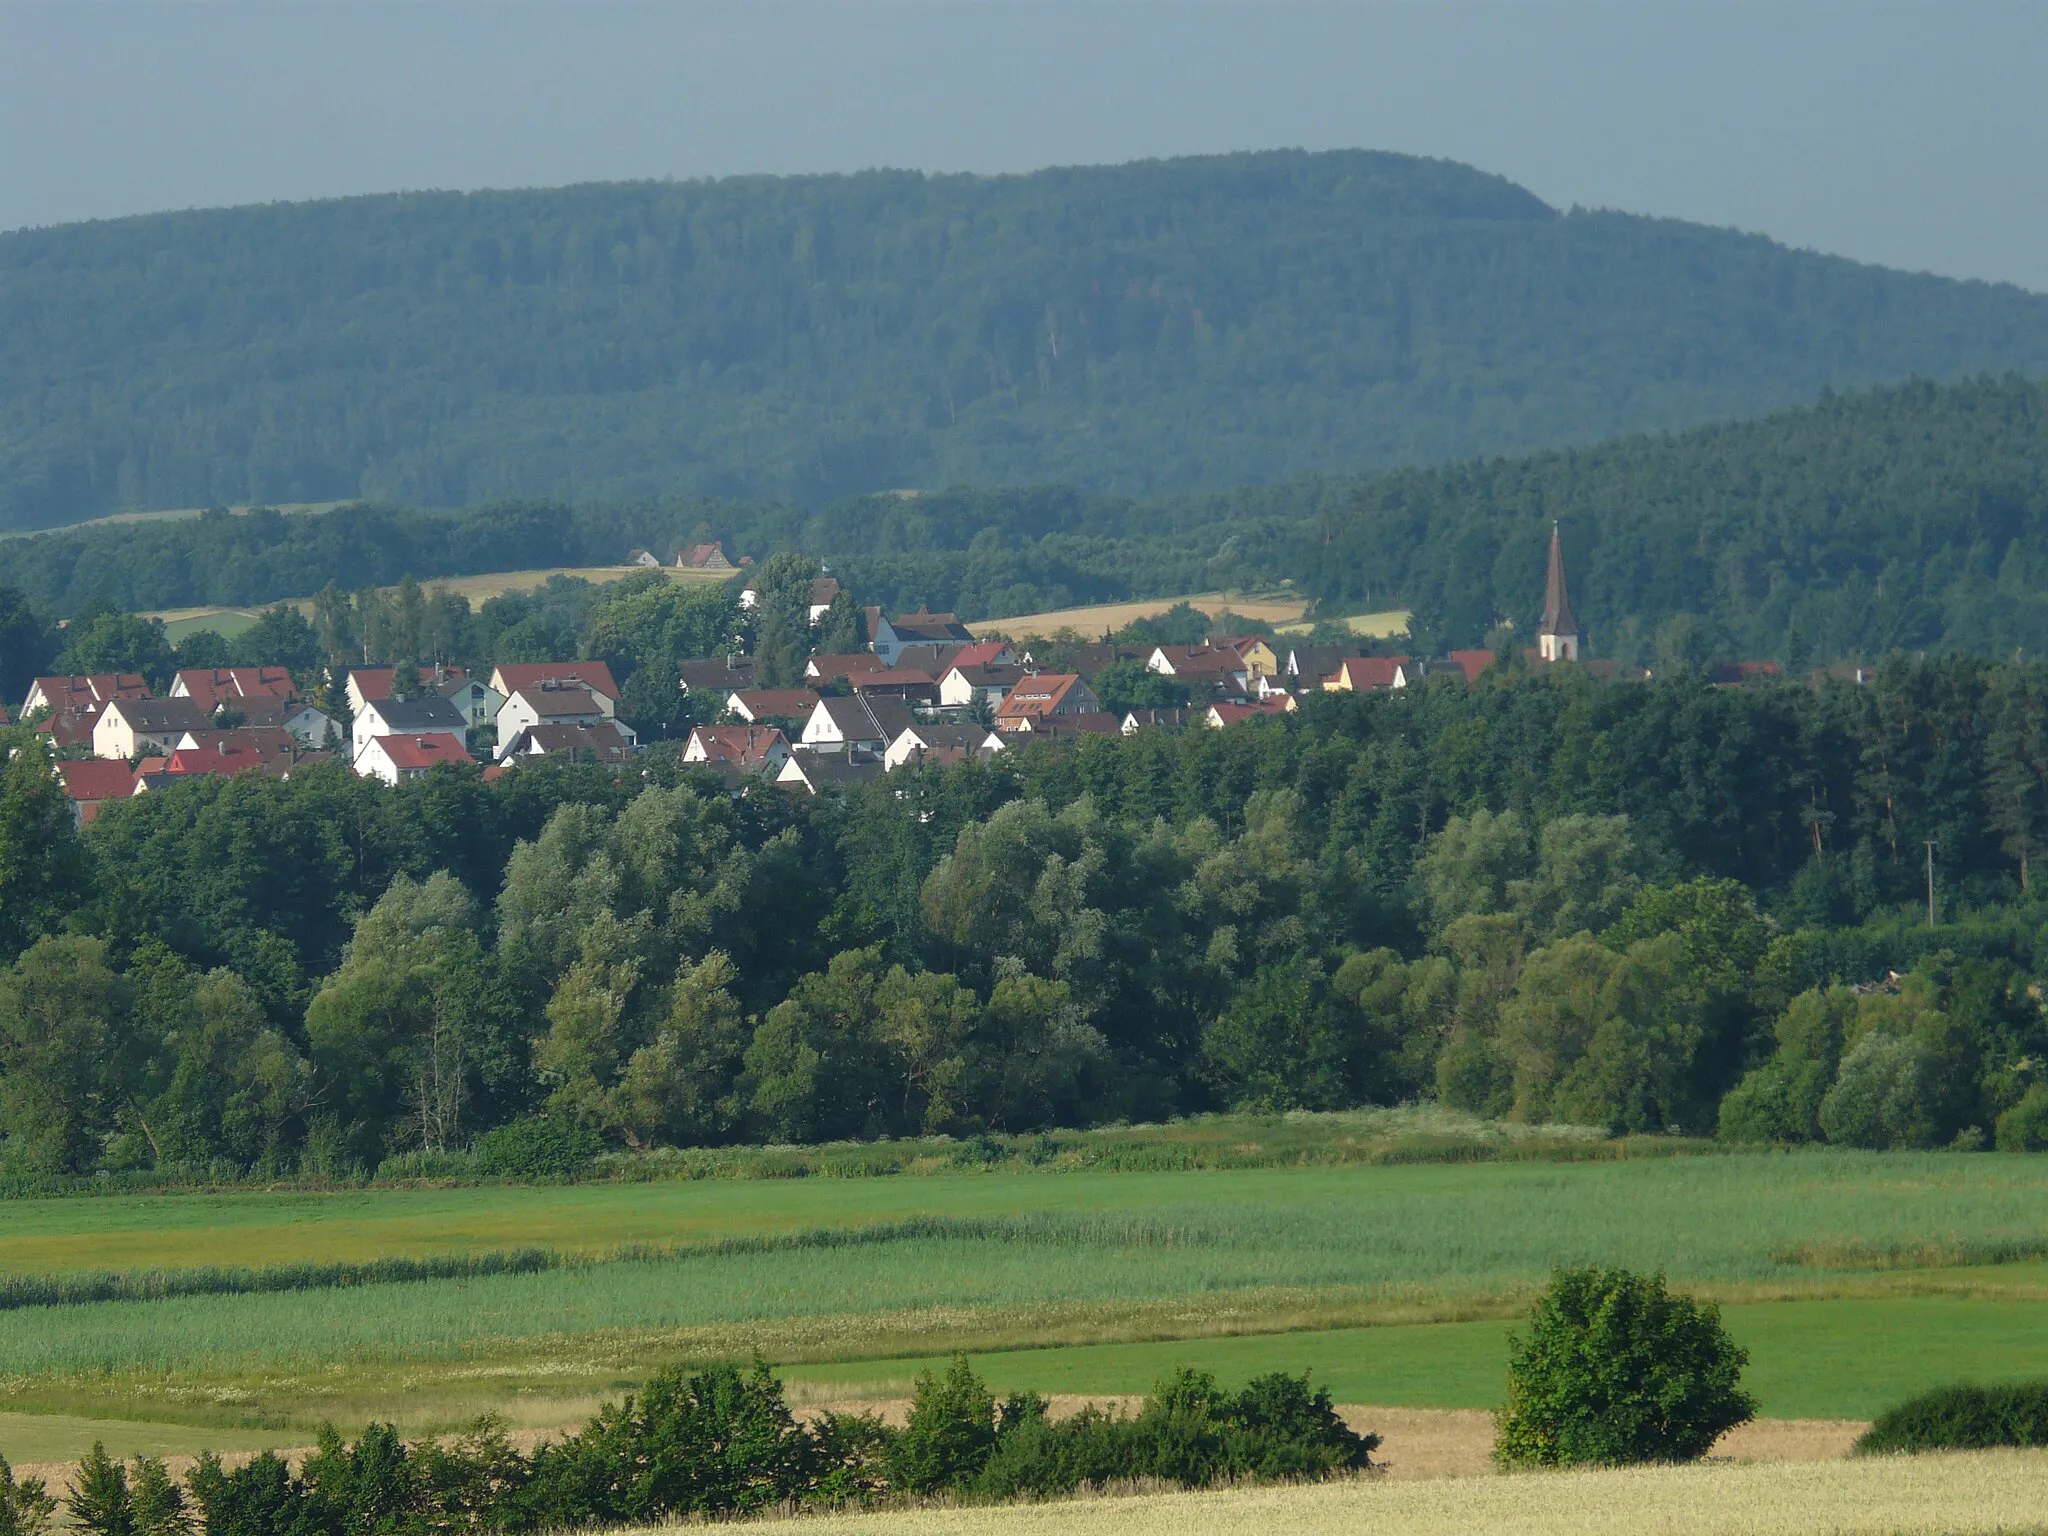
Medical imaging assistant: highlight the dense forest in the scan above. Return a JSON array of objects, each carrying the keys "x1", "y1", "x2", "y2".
[
  {"x1": 5, "y1": 375, "x2": 2048, "y2": 665},
  {"x1": 7, "y1": 656, "x2": 2048, "y2": 1177},
  {"x1": 7, "y1": 149, "x2": 2048, "y2": 529}
]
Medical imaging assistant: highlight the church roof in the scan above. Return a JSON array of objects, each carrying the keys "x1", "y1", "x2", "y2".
[{"x1": 1540, "y1": 523, "x2": 1579, "y2": 638}]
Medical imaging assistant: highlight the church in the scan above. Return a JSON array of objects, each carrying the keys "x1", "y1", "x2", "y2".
[{"x1": 1537, "y1": 522, "x2": 1582, "y2": 663}]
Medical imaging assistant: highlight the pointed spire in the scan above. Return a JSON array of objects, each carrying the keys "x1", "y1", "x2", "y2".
[{"x1": 1540, "y1": 521, "x2": 1578, "y2": 640}]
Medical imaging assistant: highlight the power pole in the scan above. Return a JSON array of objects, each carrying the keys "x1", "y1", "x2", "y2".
[{"x1": 1925, "y1": 840, "x2": 1938, "y2": 928}]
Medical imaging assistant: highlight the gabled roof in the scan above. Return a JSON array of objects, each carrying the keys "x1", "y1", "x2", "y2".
[
  {"x1": 1024, "y1": 710, "x2": 1122, "y2": 738},
  {"x1": 505, "y1": 722, "x2": 637, "y2": 762},
  {"x1": 995, "y1": 673, "x2": 1093, "y2": 720},
  {"x1": 686, "y1": 725, "x2": 789, "y2": 768},
  {"x1": 1444, "y1": 649, "x2": 1496, "y2": 684},
  {"x1": 507, "y1": 684, "x2": 608, "y2": 719},
  {"x1": 727, "y1": 688, "x2": 822, "y2": 721},
  {"x1": 172, "y1": 667, "x2": 296, "y2": 712},
  {"x1": 944, "y1": 663, "x2": 1023, "y2": 688},
  {"x1": 891, "y1": 721, "x2": 993, "y2": 754},
  {"x1": 884, "y1": 609, "x2": 975, "y2": 646},
  {"x1": 677, "y1": 656, "x2": 755, "y2": 693},
  {"x1": 1150, "y1": 645, "x2": 1246, "y2": 677},
  {"x1": 370, "y1": 734, "x2": 475, "y2": 771},
  {"x1": 103, "y1": 696, "x2": 209, "y2": 732},
  {"x1": 489, "y1": 662, "x2": 620, "y2": 703},
  {"x1": 27, "y1": 674, "x2": 149, "y2": 715},
  {"x1": 812, "y1": 693, "x2": 914, "y2": 741},
  {"x1": 948, "y1": 641, "x2": 1015, "y2": 670},
  {"x1": 776, "y1": 752, "x2": 887, "y2": 794},
  {"x1": 1121, "y1": 707, "x2": 1192, "y2": 732},
  {"x1": 1207, "y1": 697, "x2": 1297, "y2": 727},
  {"x1": 678, "y1": 542, "x2": 735, "y2": 570},
  {"x1": 165, "y1": 728, "x2": 307, "y2": 778},
  {"x1": 55, "y1": 759, "x2": 140, "y2": 802},
  {"x1": 1325, "y1": 656, "x2": 1411, "y2": 691},
  {"x1": 807, "y1": 652, "x2": 895, "y2": 684},
  {"x1": 362, "y1": 696, "x2": 467, "y2": 732},
  {"x1": 348, "y1": 665, "x2": 466, "y2": 703}
]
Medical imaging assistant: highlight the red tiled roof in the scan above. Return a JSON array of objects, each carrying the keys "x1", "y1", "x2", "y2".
[
  {"x1": 349, "y1": 665, "x2": 465, "y2": 703},
  {"x1": 1327, "y1": 656, "x2": 1411, "y2": 690},
  {"x1": 28, "y1": 674, "x2": 149, "y2": 713},
  {"x1": 56, "y1": 759, "x2": 140, "y2": 802},
  {"x1": 371, "y1": 734, "x2": 474, "y2": 770},
  {"x1": 174, "y1": 667, "x2": 296, "y2": 713},
  {"x1": 948, "y1": 641, "x2": 1013, "y2": 670},
  {"x1": 728, "y1": 688, "x2": 821, "y2": 720},
  {"x1": 996, "y1": 674, "x2": 1087, "y2": 720},
  {"x1": 806, "y1": 653, "x2": 894, "y2": 683},
  {"x1": 1208, "y1": 698, "x2": 1296, "y2": 727},
  {"x1": 1445, "y1": 650, "x2": 1495, "y2": 684},
  {"x1": 687, "y1": 725, "x2": 788, "y2": 768}
]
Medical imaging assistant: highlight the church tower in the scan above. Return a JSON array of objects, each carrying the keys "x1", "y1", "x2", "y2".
[{"x1": 1537, "y1": 522, "x2": 1581, "y2": 662}]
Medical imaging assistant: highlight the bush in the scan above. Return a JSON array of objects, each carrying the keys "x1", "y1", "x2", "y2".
[
  {"x1": 1819, "y1": 1033, "x2": 1945, "y2": 1149},
  {"x1": 1494, "y1": 1266, "x2": 1755, "y2": 1466},
  {"x1": 1995, "y1": 1085, "x2": 2048, "y2": 1152},
  {"x1": 890, "y1": 1356, "x2": 1000, "y2": 1493},
  {"x1": 1856, "y1": 1382, "x2": 2048, "y2": 1453},
  {"x1": 468, "y1": 1118, "x2": 601, "y2": 1179},
  {"x1": 0, "y1": 1454, "x2": 56, "y2": 1536}
]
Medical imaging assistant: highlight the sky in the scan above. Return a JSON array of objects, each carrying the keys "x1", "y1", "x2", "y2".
[{"x1": 4, "y1": 1, "x2": 2046, "y2": 293}]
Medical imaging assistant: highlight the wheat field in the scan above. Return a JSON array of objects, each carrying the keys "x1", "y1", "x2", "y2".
[{"x1": 676, "y1": 1450, "x2": 2048, "y2": 1536}]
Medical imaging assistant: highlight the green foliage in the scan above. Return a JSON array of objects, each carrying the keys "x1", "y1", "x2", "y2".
[
  {"x1": 1995, "y1": 1085, "x2": 2048, "y2": 1152},
  {"x1": 1854, "y1": 1381, "x2": 2048, "y2": 1454},
  {"x1": 467, "y1": 1118, "x2": 602, "y2": 1180},
  {"x1": 54, "y1": 612, "x2": 175, "y2": 689},
  {"x1": 0, "y1": 587, "x2": 56, "y2": 708},
  {"x1": 1494, "y1": 1266, "x2": 1755, "y2": 1467},
  {"x1": 890, "y1": 1356, "x2": 1000, "y2": 1493},
  {"x1": 66, "y1": 1446, "x2": 132, "y2": 1536},
  {"x1": 0, "y1": 1455, "x2": 54, "y2": 1536},
  {"x1": 0, "y1": 733, "x2": 87, "y2": 959},
  {"x1": 1089, "y1": 659, "x2": 1191, "y2": 715}
]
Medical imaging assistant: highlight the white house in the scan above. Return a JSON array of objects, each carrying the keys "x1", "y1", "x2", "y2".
[
  {"x1": 94, "y1": 697, "x2": 208, "y2": 761},
  {"x1": 356, "y1": 733, "x2": 475, "y2": 785},
  {"x1": 488, "y1": 663, "x2": 620, "y2": 717},
  {"x1": 801, "y1": 694, "x2": 914, "y2": 755},
  {"x1": 352, "y1": 696, "x2": 467, "y2": 762},
  {"x1": 494, "y1": 684, "x2": 622, "y2": 759},
  {"x1": 882, "y1": 721, "x2": 1003, "y2": 772}
]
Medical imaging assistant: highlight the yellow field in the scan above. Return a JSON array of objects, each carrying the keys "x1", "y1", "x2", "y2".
[
  {"x1": 0, "y1": 502, "x2": 352, "y2": 542},
  {"x1": 968, "y1": 593, "x2": 1311, "y2": 639},
  {"x1": 1277, "y1": 610, "x2": 1412, "y2": 639},
  {"x1": 694, "y1": 1449, "x2": 2048, "y2": 1536}
]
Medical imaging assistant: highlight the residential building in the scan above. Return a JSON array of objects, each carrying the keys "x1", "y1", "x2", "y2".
[
  {"x1": 356, "y1": 734, "x2": 476, "y2": 785},
  {"x1": 677, "y1": 541, "x2": 737, "y2": 571},
  {"x1": 54, "y1": 759, "x2": 139, "y2": 826},
  {"x1": 882, "y1": 721, "x2": 1001, "y2": 772},
  {"x1": 160, "y1": 729, "x2": 322, "y2": 781},
  {"x1": 488, "y1": 662, "x2": 621, "y2": 715},
  {"x1": 939, "y1": 662, "x2": 1024, "y2": 710},
  {"x1": 677, "y1": 656, "x2": 756, "y2": 698},
  {"x1": 22, "y1": 673, "x2": 148, "y2": 720},
  {"x1": 169, "y1": 666, "x2": 297, "y2": 714},
  {"x1": 871, "y1": 609, "x2": 975, "y2": 665},
  {"x1": 1146, "y1": 645, "x2": 1251, "y2": 691},
  {"x1": 346, "y1": 664, "x2": 470, "y2": 717},
  {"x1": 682, "y1": 725, "x2": 791, "y2": 776},
  {"x1": 494, "y1": 683, "x2": 622, "y2": 758},
  {"x1": 948, "y1": 640, "x2": 1016, "y2": 670},
  {"x1": 1207, "y1": 697, "x2": 1297, "y2": 728},
  {"x1": 806, "y1": 652, "x2": 895, "y2": 687},
  {"x1": 235, "y1": 694, "x2": 343, "y2": 748},
  {"x1": 497, "y1": 720, "x2": 639, "y2": 765},
  {"x1": 775, "y1": 751, "x2": 886, "y2": 795},
  {"x1": 94, "y1": 697, "x2": 208, "y2": 761},
  {"x1": 725, "y1": 688, "x2": 822, "y2": 724},
  {"x1": 629, "y1": 549, "x2": 662, "y2": 568},
  {"x1": 1023, "y1": 710, "x2": 1122, "y2": 739},
  {"x1": 802, "y1": 694, "x2": 915, "y2": 755},
  {"x1": 438, "y1": 675, "x2": 505, "y2": 731},
  {"x1": 1121, "y1": 707, "x2": 1193, "y2": 734},
  {"x1": 1215, "y1": 636, "x2": 1280, "y2": 679},
  {"x1": 1321, "y1": 656, "x2": 1412, "y2": 692},
  {"x1": 351, "y1": 696, "x2": 467, "y2": 762},
  {"x1": 993, "y1": 673, "x2": 1103, "y2": 732},
  {"x1": 1443, "y1": 649, "x2": 1496, "y2": 684},
  {"x1": 739, "y1": 573, "x2": 839, "y2": 623},
  {"x1": 1537, "y1": 522, "x2": 1582, "y2": 662}
]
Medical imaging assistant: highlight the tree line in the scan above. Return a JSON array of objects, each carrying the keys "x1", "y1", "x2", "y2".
[
  {"x1": 6, "y1": 657, "x2": 2048, "y2": 1177},
  {"x1": 7, "y1": 376, "x2": 2048, "y2": 666}
]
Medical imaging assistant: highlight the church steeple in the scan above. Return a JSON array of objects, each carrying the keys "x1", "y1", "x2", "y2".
[{"x1": 1538, "y1": 522, "x2": 1581, "y2": 662}]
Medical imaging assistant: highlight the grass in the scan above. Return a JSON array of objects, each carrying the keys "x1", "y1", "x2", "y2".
[
  {"x1": 965, "y1": 593, "x2": 1310, "y2": 640},
  {"x1": 696, "y1": 1450, "x2": 2048, "y2": 1536},
  {"x1": 0, "y1": 1410, "x2": 288, "y2": 1469},
  {"x1": 1275, "y1": 609, "x2": 1412, "y2": 638},
  {"x1": 1, "y1": 1152, "x2": 2046, "y2": 1438}
]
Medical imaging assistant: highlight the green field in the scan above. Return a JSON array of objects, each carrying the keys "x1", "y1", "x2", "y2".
[{"x1": 1, "y1": 1149, "x2": 2045, "y2": 1463}]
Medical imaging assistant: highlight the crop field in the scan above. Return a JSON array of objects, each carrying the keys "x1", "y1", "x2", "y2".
[
  {"x1": 710, "y1": 1450, "x2": 2048, "y2": 1536},
  {"x1": 1, "y1": 1148, "x2": 2046, "y2": 1465},
  {"x1": 966, "y1": 593, "x2": 1310, "y2": 639}
]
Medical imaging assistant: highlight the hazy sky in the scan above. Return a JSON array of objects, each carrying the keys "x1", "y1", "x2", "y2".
[{"x1": 5, "y1": 1, "x2": 2045, "y2": 292}]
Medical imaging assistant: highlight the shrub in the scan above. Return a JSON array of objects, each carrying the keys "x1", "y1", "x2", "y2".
[
  {"x1": 0, "y1": 1454, "x2": 56, "y2": 1536},
  {"x1": 1819, "y1": 1033, "x2": 1945, "y2": 1149},
  {"x1": 1855, "y1": 1382, "x2": 2048, "y2": 1453},
  {"x1": 1494, "y1": 1266, "x2": 1755, "y2": 1467},
  {"x1": 890, "y1": 1356, "x2": 1000, "y2": 1493},
  {"x1": 1995, "y1": 1085, "x2": 2048, "y2": 1152},
  {"x1": 64, "y1": 1446, "x2": 130, "y2": 1536},
  {"x1": 468, "y1": 1118, "x2": 601, "y2": 1179}
]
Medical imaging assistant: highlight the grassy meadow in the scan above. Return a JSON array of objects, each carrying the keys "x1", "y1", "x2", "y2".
[{"x1": 1, "y1": 1145, "x2": 2046, "y2": 1460}]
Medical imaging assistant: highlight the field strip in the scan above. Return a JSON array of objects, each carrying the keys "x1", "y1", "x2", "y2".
[
  {"x1": 966, "y1": 593, "x2": 1309, "y2": 638},
  {"x1": 685, "y1": 1448, "x2": 2048, "y2": 1536}
]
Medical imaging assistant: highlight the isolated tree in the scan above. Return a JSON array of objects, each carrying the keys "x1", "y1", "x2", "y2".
[{"x1": 1495, "y1": 1267, "x2": 1754, "y2": 1466}]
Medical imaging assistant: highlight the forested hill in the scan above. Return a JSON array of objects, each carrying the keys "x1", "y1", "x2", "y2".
[{"x1": 8, "y1": 150, "x2": 2048, "y2": 531}]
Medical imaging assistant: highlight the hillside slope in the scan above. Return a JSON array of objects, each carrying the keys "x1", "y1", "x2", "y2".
[{"x1": 6, "y1": 149, "x2": 2048, "y2": 529}]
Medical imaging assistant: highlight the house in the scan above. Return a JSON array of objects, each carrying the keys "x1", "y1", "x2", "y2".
[
  {"x1": 726, "y1": 688, "x2": 822, "y2": 724},
  {"x1": 806, "y1": 653, "x2": 896, "y2": 687},
  {"x1": 1121, "y1": 707, "x2": 1193, "y2": 734},
  {"x1": 494, "y1": 683, "x2": 622, "y2": 759},
  {"x1": 739, "y1": 574, "x2": 839, "y2": 623},
  {"x1": 883, "y1": 721, "x2": 1002, "y2": 772},
  {"x1": 41, "y1": 709, "x2": 103, "y2": 752},
  {"x1": 1322, "y1": 656, "x2": 1412, "y2": 692},
  {"x1": 871, "y1": 609, "x2": 975, "y2": 665},
  {"x1": 1206, "y1": 697, "x2": 1298, "y2": 728},
  {"x1": 160, "y1": 729, "x2": 315, "y2": 781},
  {"x1": 1146, "y1": 646, "x2": 1251, "y2": 691},
  {"x1": 94, "y1": 697, "x2": 209, "y2": 761},
  {"x1": 234, "y1": 694, "x2": 343, "y2": 749},
  {"x1": 1443, "y1": 649, "x2": 1496, "y2": 685},
  {"x1": 345, "y1": 664, "x2": 471, "y2": 717},
  {"x1": 169, "y1": 666, "x2": 297, "y2": 714},
  {"x1": 853, "y1": 670, "x2": 938, "y2": 707},
  {"x1": 682, "y1": 725, "x2": 791, "y2": 776},
  {"x1": 53, "y1": 759, "x2": 138, "y2": 827},
  {"x1": 677, "y1": 656, "x2": 756, "y2": 698},
  {"x1": 775, "y1": 751, "x2": 887, "y2": 795},
  {"x1": 21, "y1": 673, "x2": 148, "y2": 720},
  {"x1": 948, "y1": 640, "x2": 1016, "y2": 670},
  {"x1": 437, "y1": 675, "x2": 505, "y2": 730},
  {"x1": 993, "y1": 674, "x2": 1103, "y2": 733},
  {"x1": 629, "y1": 549, "x2": 662, "y2": 568},
  {"x1": 1025, "y1": 711, "x2": 1121, "y2": 739},
  {"x1": 351, "y1": 696, "x2": 468, "y2": 761},
  {"x1": 497, "y1": 720, "x2": 640, "y2": 765},
  {"x1": 1214, "y1": 637, "x2": 1280, "y2": 679},
  {"x1": 939, "y1": 662, "x2": 1025, "y2": 710},
  {"x1": 802, "y1": 694, "x2": 915, "y2": 755},
  {"x1": 677, "y1": 542, "x2": 736, "y2": 572},
  {"x1": 488, "y1": 662, "x2": 620, "y2": 716},
  {"x1": 1014, "y1": 642, "x2": 1144, "y2": 677},
  {"x1": 356, "y1": 734, "x2": 476, "y2": 785}
]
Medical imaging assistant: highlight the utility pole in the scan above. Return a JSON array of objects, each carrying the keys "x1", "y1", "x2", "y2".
[{"x1": 1925, "y1": 840, "x2": 1938, "y2": 928}]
